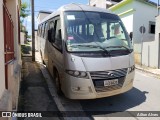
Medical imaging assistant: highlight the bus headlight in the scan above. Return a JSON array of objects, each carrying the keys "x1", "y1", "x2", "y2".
[
  {"x1": 66, "y1": 70, "x2": 89, "y2": 78},
  {"x1": 128, "y1": 65, "x2": 135, "y2": 73}
]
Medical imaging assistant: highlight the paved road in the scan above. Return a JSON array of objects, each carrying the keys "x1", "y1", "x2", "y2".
[
  {"x1": 35, "y1": 50, "x2": 160, "y2": 120},
  {"x1": 40, "y1": 55, "x2": 160, "y2": 120},
  {"x1": 79, "y1": 70, "x2": 160, "y2": 120}
]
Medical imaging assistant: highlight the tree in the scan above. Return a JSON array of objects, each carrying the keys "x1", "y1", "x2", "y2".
[
  {"x1": 20, "y1": 2, "x2": 29, "y2": 31},
  {"x1": 20, "y1": 2, "x2": 29, "y2": 21}
]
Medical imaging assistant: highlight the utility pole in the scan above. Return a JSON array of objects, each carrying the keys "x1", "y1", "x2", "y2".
[{"x1": 31, "y1": 0, "x2": 35, "y2": 61}]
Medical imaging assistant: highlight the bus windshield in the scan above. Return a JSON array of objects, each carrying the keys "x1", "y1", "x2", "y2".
[{"x1": 64, "y1": 11, "x2": 132, "y2": 53}]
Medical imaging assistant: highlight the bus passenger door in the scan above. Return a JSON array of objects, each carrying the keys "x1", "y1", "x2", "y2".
[
  {"x1": 52, "y1": 18, "x2": 63, "y2": 78},
  {"x1": 47, "y1": 17, "x2": 63, "y2": 79},
  {"x1": 47, "y1": 20, "x2": 55, "y2": 76}
]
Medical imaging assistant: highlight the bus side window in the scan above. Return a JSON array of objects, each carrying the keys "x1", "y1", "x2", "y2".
[
  {"x1": 43, "y1": 23, "x2": 46, "y2": 38},
  {"x1": 54, "y1": 19, "x2": 62, "y2": 51},
  {"x1": 48, "y1": 21, "x2": 55, "y2": 42},
  {"x1": 38, "y1": 26, "x2": 40, "y2": 36},
  {"x1": 41, "y1": 24, "x2": 44, "y2": 37},
  {"x1": 39, "y1": 25, "x2": 41, "y2": 37},
  {"x1": 40, "y1": 25, "x2": 42, "y2": 37},
  {"x1": 44, "y1": 22, "x2": 48, "y2": 39}
]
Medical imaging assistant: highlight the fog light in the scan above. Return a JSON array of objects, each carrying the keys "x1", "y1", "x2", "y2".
[
  {"x1": 128, "y1": 65, "x2": 135, "y2": 73},
  {"x1": 72, "y1": 87, "x2": 80, "y2": 91}
]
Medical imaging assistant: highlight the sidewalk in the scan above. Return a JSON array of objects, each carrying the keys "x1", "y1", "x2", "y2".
[
  {"x1": 136, "y1": 64, "x2": 160, "y2": 77},
  {"x1": 18, "y1": 56, "x2": 60, "y2": 120}
]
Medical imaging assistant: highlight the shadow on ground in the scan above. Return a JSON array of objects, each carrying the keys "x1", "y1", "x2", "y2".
[{"x1": 79, "y1": 87, "x2": 147, "y2": 117}]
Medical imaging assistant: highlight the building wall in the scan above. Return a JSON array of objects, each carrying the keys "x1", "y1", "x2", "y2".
[
  {"x1": 0, "y1": 0, "x2": 6, "y2": 99},
  {"x1": 6, "y1": 0, "x2": 21, "y2": 63},
  {"x1": 90, "y1": 0, "x2": 106, "y2": 8},
  {"x1": 121, "y1": 14, "x2": 133, "y2": 34},
  {"x1": 108, "y1": 1, "x2": 135, "y2": 33},
  {"x1": 110, "y1": 0, "x2": 158, "y2": 67},
  {"x1": 2, "y1": 0, "x2": 21, "y2": 110},
  {"x1": 35, "y1": 30, "x2": 39, "y2": 51},
  {"x1": 21, "y1": 32, "x2": 25, "y2": 45},
  {"x1": 37, "y1": 13, "x2": 51, "y2": 23},
  {"x1": 155, "y1": 15, "x2": 160, "y2": 68},
  {"x1": 90, "y1": 0, "x2": 119, "y2": 9},
  {"x1": 133, "y1": 1, "x2": 157, "y2": 67}
]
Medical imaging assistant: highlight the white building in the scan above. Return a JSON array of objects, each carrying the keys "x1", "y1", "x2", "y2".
[
  {"x1": 155, "y1": 15, "x2": 160, "y2": 68},
  {"x1": 37, "y1": 10, "x2": 52, "y2": 23},
  {"x1": 0, "y1": 0, "x2": 21, "y2": 113},
  {"x1": 109, "y1": 0, "x2": 158, "y2": 68},
  {"x1": 89, "y1": 0, "x2": 122, "y2": 9}
]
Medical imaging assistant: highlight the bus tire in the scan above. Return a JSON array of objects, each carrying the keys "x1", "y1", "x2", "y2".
[{"x1": 54, "y1": 70, "x2": 63, "y2": 95}]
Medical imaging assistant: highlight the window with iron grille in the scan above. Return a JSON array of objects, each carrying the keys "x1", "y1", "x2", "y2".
[
  {"x1": 149, "y1": 21, "x2": 155, "y2": 34},
  {"x1": 3, "y1": 4, "x2": 14, "y2": 63}
]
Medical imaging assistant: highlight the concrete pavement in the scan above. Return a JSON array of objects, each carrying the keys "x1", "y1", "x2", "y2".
[
  {"x1": 136, "y1": 64, "x2": 160, "y2": 78},
  {"x1": 18, "y1": 56, "x2": 60, "y2": 120}
]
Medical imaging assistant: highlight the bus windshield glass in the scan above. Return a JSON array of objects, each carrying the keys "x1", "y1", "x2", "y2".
[{"x1": 64, "y1": 11, "x2": 132, "y2": 53}]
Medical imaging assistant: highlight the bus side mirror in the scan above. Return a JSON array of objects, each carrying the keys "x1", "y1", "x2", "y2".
[{"x1": 129, "y1": 32, "x2": 133, "y2": 40}]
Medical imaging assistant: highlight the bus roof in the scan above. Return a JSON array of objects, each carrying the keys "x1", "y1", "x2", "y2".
[{"x1": 39, "y1": 3, "x2": 113, "y2": 24}]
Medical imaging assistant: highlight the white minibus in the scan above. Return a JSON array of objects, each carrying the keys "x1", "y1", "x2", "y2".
[{"x1": 37, "y1": 3, "x2": 135, "y2": 99}]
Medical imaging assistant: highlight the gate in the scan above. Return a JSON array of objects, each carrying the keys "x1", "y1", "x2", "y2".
[{"x1": 3, "y1": 3, "x2": 14, "y2": 89}]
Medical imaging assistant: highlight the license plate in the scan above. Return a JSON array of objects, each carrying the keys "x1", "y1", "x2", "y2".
[{"x1": 104, "y1": 79, "x2": 118, "y2": 86}]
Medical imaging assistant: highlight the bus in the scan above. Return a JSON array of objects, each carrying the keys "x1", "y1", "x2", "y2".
[{"x1": 37, "y1": 3, "x2": 135, "y2": 99}]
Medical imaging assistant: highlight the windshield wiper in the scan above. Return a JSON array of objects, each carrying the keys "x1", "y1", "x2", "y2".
[
  {"x1": 105, "y1": 46, "x2": 132, "y2": 53},
  {"x1": 70, "y1": 44, "x2": 110, "y2": 56},
  {"x1": 93, "y1": 42, "x2": 110, "y2": 56}
]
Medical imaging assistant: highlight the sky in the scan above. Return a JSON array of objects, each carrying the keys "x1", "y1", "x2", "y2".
[
  {"x1": 22, "y1": 0, "x2": 88, "y2": 35},
  {"x1": 22, "y1": 0, "x2": 159, "y2": 35}
]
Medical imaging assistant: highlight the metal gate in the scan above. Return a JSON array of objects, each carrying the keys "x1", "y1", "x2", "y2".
[{"x1": 3, "y1": 3, "x2": 14, "y2": 89}]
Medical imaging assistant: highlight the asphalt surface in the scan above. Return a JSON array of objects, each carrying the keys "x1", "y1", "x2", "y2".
[
  {"x1": 79, "y1": 70, "x2": 160, "y2": 120},
  {"x1": 18, "y1": 51, "x2": 160, "y2": 120},
  {"x1": 38, "y1": 56, "x2": 160, "y2": 120}
]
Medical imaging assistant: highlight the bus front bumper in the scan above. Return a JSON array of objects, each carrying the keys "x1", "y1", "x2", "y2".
[{"x1": 62, "y1": 72, "x2": 134, "y2": 99}]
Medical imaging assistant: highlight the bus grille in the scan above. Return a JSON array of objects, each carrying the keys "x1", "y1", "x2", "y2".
[{"x1": 90, "y1": 68, "x2": 128, "y2": 93}]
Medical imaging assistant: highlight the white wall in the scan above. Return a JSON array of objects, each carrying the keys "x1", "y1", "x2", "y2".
[
  {"x1": 90, "y1": 0, "x2": 105, "y2": 8},
  {"x1": 35, "y1": 31, "x2": 39, "y2": 51},
  {"x1": 109, "y1": 1, "x2": 134, "y2": 33},
  {"x1": 133, "y1": 1, "x2": 157, "y2": 67},
  {"x1": 155, "y1": 15, "x2": 160, "y2": 68},
  {"x1": 90, "y1": 0, "x2": 118, "y2": 9},
  {"x1": 133, "y1": 1, "x2": 156, "y2": 44},
  {"x1": 0, "y1": 0, "x2": 6, "y2": 99},
  {"x1": 121, "y1": 14, "x2": 133, "y2": 34},
  {"x1": 20, "y1": 32, "x2": 25, "y2": 45},
  {"x1": 37, "y1": 13, "x2": 51, "y2": 23}
]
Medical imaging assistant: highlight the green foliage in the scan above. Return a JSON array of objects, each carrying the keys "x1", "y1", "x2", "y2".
[
  {"x1": 27, "y1": 35, "x2": 31, "y2": 39},
  {"x1": 20, "y1": 2, "x2": 29, "y2": 19},
  {"x1": 20, "y1": 2, "x2": 29, "y2": 31}
]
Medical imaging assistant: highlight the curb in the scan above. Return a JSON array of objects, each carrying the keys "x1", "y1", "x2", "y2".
[{"x1": 135, "y1": 66, "x2": 160, "y2": 77}]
